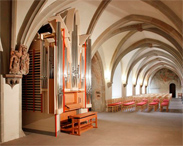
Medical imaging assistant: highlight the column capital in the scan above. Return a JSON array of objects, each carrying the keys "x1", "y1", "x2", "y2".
[
  {"x1": 107, "y1": 82, "x2": 112, "y2": 88},
  {"x1": 123, "y1": 84, "x2": 126, "y2": 87}
]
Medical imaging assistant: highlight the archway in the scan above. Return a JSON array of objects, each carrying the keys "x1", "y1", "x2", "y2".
[
  {"x1": 170, "y1": 83, "x2": 176, "y2": 98},
  {"x1": 91, "y1": 51, "x2": 106, "y2": 112}
]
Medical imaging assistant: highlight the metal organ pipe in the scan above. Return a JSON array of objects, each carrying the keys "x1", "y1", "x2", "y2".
[
  {"x1": 71, "y1": 24, "x2": 78, "y2": 88},
  {"x1": 86, "y1": 39, "x2": 92, "y2": 104},
  {"x1": 56, "y1": 22, "x2": 63, "y2": 110}
]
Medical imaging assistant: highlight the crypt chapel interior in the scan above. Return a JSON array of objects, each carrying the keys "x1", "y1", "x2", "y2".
[{"x1": 0, "y1": 0, "x2": 183, "y2": 145}]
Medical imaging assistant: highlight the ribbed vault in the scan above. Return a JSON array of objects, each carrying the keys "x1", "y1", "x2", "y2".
[{"x1": 12, "y1": 0, "x2": 183, "y2": 97}]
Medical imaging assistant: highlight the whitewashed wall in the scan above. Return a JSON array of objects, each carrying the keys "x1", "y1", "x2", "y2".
[
  {"x1": 126, "y1": 72, "x2": 132, "y2": 96},
  {"x1": 112, "y1": 63, "x2": 122, "y2": 98},
  {"x1": 149, "y1": 69, "x2": 181, "y2": 97},
  {"x1": 136, "y1": 81, "x2": 140, "y2": 95}
]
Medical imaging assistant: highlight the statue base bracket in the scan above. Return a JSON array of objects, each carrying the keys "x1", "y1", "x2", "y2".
[{"x1": 4, "y1": 74, "x2": 22, "y2": 88}]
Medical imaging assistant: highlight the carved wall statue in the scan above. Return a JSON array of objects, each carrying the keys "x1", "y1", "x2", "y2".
[
  {"x1": 20, "y1": 45, "x2": 29, "y2": 75},
  {"x1": 9, "y1": 45, "x2": 29, "y2": 75}
]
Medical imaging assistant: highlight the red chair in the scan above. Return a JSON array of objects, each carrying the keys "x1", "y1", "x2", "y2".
[
  {"x1": 142, "y1": 99, "x2": 148, "y2": 103},
  {"x1": 136, "y1": 101, "x2": 148, "y2": 111},
  {"x1": 153, "y1": 99, "x2": 160, "y2": 103},
  {"x1": 160, "y1": 99, "x2": 169, "y2": 112},
  {"x1": 107, "y1": 102, "x2": 122, "y2": 112},
  {"x1": 122, "y1": 101, "x2": 136, "y2": 111},
  {"x1": 148, "y1": 101, "x2": 159, "y2": 111}
]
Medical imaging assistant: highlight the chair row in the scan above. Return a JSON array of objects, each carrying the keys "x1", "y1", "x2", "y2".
[{"x1": 106, "y1": 93, "x2": 172, "y2": 112}]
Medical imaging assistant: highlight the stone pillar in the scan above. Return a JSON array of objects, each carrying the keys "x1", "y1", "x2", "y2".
[
  {"x1": 140, "y1": 85, "x2": 143, "y2": 94},
  {"x1": 145, "y1": 86, "x2": 148, "y2": 94},
  {"x1": 132, "y1": 85, "x2": 136, "y2": 95},
  {"x1": 0, "y1": 76, "x2": 25, "y2": 142},
  {"x1": 122, "y1": 84, "x2": 126, "y2": 97}
]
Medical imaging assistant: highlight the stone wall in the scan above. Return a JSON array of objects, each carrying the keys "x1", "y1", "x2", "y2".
[
  {"x1": 91, "y1": 52, "x2": 105, "y2": 112},
  {"x1": 149, "y1": 68, "x2": 181, "y2": 97}
]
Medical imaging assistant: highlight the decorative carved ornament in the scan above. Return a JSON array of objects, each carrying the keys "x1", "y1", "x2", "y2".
[
  {"x1": 9, "y1": 45, "x2": 29, "y2": 75},
  {"x1": 4, "y1": 74, "x2": 22, "y2": 88},
  {"x1": 5, "y1": 45, "x2": 30, "y2": 88}
]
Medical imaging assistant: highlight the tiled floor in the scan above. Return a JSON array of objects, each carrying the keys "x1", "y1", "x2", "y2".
[{"x1": 2, "y1": 98, "x2": 183, "y2": 146}]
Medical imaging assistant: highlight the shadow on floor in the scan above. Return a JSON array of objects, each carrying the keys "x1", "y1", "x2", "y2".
[{"x1": 168, "y1": 109, "x2": 183, "y2": 113}]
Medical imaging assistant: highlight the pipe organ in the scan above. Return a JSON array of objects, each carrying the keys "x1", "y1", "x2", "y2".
[{"x1": 22, "y1": 8, "x2": 93, "y2": 136}]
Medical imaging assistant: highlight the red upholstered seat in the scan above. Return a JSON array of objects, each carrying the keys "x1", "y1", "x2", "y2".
[
  {"x1": 136, "y1": 102, "x2": 147, "y2": 106},
  {"x1": 123, "y1": 101, "x2": 135, "y2": 106},
  {"x1": 108, "y1": 103, "x2": 116, "y2": 106},
  {"x1": 161, "y1": 102, "x2": 169, "y2": 106},
  {"x1": 149, "y1": 102, "x2": 158, "y2": 105},
  {"x1": 143, "y1": 99, "x2": 148, "y2": 102},
  {"x1": 108, "y1": 102, "x2": 122, "y2": 106},
  {"x1": 163, "y1": 99, "x2": 169, "y2": 102},
  {"x1": 116, "y1": 102, "x2": 122, "y2": 105},
  {"x1": 153, "y1": 99, "x2": 160, "y2": 102}
]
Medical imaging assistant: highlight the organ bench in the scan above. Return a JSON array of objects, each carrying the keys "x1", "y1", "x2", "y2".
[{"x1": 70, "y1": 112, "x2": 98, "y2": 136}]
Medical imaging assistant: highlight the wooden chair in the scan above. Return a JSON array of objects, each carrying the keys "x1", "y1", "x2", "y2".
[
  {"x1": 136, "y1": 100, "x2": 148, "y2": 111},
  {"x1": 160, "y1": 99, "x2": 170, "y2": 112},
  {"x1": 122, "y1": 98, "x2": 136, "y2": 111},
  {"x1": 148, "y1": 99, "x2": 159, "y2": 111},
  {"x1": 106, "y1": 98, "x2": 122, "y2": 112}
]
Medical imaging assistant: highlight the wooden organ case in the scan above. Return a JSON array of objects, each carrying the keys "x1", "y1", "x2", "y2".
[{"x1": 22, "y1": 8, "x2": 93, "y2": 136}]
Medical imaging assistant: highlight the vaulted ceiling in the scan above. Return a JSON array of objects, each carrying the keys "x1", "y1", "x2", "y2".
[{"x1": 15, "y1": 0, "x2": 183, "y2": 86}]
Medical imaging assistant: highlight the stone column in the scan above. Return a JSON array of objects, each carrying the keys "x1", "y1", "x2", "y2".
[
  {"x1": 145, "y1": 86, "x2": 148, "y2": 94},
  {"x1": 0, "y1": 76, "x2": 25, "y2": 143},
  {"x1": 140, "y1": 85, "x2": 143, "y2": 94},
  {"x1": 132, "y1": 85, "x2": 136, "y2": 95},
  {"x1": 122, "y1": 84, "x2": 126, "y2": 97}
]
